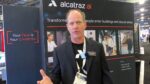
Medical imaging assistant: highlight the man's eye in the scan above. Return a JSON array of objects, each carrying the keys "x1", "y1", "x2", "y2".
[
  {"x1": 76, "y1": 21, "x2": 82, "y2": 24},
  {"x1": 69, "y1": 22, "x2": 74, "y2": 25},
  {"x1": 68, "y1": 21, "x2": 82, "y2": 25}
]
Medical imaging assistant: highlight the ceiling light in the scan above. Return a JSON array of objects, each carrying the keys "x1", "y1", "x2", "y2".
[
  {"x1": 139, "y1": 0, "x2": 146, "y2": 4},
  {"x1": 141, "y1": 13, "x2": 144, "y2": 16},
  {"x1": 140, "y1": 8, "x2": 145, "y2": 12},
  {"x1": 141, "y1": 16, "x2": 144, "y2": 19}
]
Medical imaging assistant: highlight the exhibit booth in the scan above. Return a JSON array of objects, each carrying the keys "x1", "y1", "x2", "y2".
[
  {"x1": 0, "y1": 0, "x2": 144, "y2": 84},
  {"x1": 0, "y1": 6, "x2": 42, "y2": 84}
]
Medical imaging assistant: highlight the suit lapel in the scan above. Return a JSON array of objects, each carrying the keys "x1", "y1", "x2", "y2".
[
  {"x1": 86, "y1": 39, "x2": 94, "y2": 73},
  {"x1": 65, "y1": 40, "x2": 78, "y2": 73},
  {"x1": 64, "y1": 39, "x2": 95, "y2": 74}
]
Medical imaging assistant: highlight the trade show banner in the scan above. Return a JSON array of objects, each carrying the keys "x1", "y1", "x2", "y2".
[
  {"x1": 41, "y1": 0, "x2": 136, "y2": 84},
  {"x1": 3, "y1": 6, "x2": 42, "y2": 84},
  {"x1": 42, "y1": 0, "x2": 133, "y2": 26}
]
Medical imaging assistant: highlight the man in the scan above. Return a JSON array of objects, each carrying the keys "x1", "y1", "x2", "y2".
[
  {"x1": 37, "y1": 9, "x2": 113, "y2": 84},
  {"x1": 47, "y1": 33, "x2": 57, "y2": 53},
  {"x1": 102, "y1": 33, "x2": 114, "y2": 56}
]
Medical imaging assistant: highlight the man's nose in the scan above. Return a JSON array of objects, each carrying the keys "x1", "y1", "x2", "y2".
[{"x1": 72, "y1": 22, "x2": 79, "y2": 28}]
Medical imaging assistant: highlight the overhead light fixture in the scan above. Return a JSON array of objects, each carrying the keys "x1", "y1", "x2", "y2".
[
  {"x1": 140, "y1": 8, "x2": 145, "y2": 12},
  {"x1": 141, "y1": 16, "x2": 144, "y2": 19},
  {"x1": 139, "y1": 0, "x2": 146, "y2": 4},
  {"x1": 141, "y1": 13, "x2": 144, "y2": 16}
]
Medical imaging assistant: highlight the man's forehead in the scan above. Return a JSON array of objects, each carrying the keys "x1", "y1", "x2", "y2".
[
  {"x1": 67, "y1": 19, "x2": 83, "y2": 23},
  {"x1": 67, "y1": 15, "x2": 83, "y2": 22}
]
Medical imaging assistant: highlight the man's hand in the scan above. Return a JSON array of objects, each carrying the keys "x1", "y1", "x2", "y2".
[{"x1": 37, "y1": 69, "x2": 53, "y2": 84}]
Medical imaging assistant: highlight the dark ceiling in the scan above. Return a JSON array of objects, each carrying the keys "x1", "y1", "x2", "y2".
[{"x1": 0, "y1": 0, "x2": 40, "y2": 6}]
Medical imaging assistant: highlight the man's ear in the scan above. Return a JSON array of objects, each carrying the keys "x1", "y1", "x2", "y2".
[
  {"x1": 84, "y1": 22, "x2": 87, "y2": 30},
  {"x1": 66, "y1": 23, "x2": 68, "y2": 29}
]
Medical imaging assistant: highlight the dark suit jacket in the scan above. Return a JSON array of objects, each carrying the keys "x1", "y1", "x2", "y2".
[{"x1": 50, "y1": 38, "x2": 113, "y2": 84}]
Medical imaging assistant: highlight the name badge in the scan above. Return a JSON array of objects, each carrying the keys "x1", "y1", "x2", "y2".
[
  {"x1": 87, "y1": 51, "x2": 96, "y2": 56},
  {"x1": 73, "y1": 72, "x2": 87, "y2": 84}
]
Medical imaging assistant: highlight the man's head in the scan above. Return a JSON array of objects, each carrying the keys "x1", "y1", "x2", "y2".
[
  {"x1": 47, "y1": 33, "x2": 54, "y2": 41},
  {"x1": 66, "y1": 9, "x2": 86, "y2": 22},
  {"x1": 66, "y1": 9, "x2": 87, "y2": 40}
]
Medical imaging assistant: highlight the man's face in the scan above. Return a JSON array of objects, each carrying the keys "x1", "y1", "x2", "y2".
[
  {"x1": 66, "y1": 11, "x2": 87, "y2": 39},
  {"x1": 48, "y1": 34, "x2": 54, "y2": 40}
]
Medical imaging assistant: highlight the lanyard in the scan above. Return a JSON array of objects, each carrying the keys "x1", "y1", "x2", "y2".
[{"x1": 75, "y1": 38, "x2": 87, "y2": 75}]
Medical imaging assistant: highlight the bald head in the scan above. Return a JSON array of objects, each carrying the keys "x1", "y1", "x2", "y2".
[
  {"x1": 66, "y1": 9, "x2": 87, "y2": 44},
  {"x1": 66, "y1": 9, "x2": 86, "y2": 23}
]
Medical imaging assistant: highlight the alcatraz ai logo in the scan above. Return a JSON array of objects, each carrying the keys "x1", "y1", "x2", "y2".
[
  {"x1": 48, "y1": 0, "x2": 93, "y2": 10},
  {"x1": 48, "y1": 0, "x2": 57, "y2": 7}
]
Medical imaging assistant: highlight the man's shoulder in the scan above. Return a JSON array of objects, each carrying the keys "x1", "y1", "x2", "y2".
[
  {"x1": 87, "y1": 38, "x2": 102, "y2": 47},
  {"x1": 55, "y1": 41, "x2": 69, "y2": 51}
]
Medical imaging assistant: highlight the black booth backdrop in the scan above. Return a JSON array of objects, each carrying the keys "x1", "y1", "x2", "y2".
[
  {"x1": 41, "y1": 0, "x2": 136, "y2": 84},
  {"x1": 4, "y1": 6, "x2": 42, "y2": 84}
]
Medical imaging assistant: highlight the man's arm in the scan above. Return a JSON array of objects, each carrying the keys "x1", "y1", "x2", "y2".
[
  {"x1": 100, "y1": 44, "x2": 113, "y2": 84},
  {"x1": 50, "y1": 49, "x2": 61, "y2": 84},
  {"x1": 37, "y1": 49, "x2": 61, "y2": 84}
]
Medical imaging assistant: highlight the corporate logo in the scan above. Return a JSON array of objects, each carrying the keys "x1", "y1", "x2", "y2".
[
  {"x1": 48, "y1": 0, "x2": 57, "y2": 7},
  {"x1": 48, "y1": 0, "x2": 93, "y2": 10}
]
